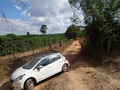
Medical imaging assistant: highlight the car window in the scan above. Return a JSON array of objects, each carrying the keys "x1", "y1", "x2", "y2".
[
  {"x1": 50, "y1": 55, "x2": 61, "y2": 62},
  {"x1": 34, "y1": 58, "x2": 51, "y2": 69},
  {"x1": 22, "y1": 57, "x2": 41, "y2": 69}
]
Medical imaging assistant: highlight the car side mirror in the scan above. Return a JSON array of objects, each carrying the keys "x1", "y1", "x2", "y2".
[
  {"x1": 63, "y1": 56, "x2": 65, "y2": 59},
  {"x1": 37, "y1": 65, "x2": 43, "y2": 71}
]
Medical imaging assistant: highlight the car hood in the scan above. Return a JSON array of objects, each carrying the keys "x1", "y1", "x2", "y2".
[{"x1": 11, "y1": 67, "x2": 30, "y2": 80}]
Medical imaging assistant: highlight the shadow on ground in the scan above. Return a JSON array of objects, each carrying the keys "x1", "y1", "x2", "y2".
[
  {"x1": 0, "y1": 81, "x2": 13, "y2": 90},
  {"x1": 70, "y1": 52, "x2": 103, "y2": 71},
  {"x1": 0, "y1": 72, "x2": 63, "y2": 90}
]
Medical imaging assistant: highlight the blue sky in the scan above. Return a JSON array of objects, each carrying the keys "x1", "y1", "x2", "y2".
[
  {"x1": 0, "y1": 0, "x2": 84, "y2": 35},
  {"x1": 0, "y1": 0, "x2": 21, "y2": 19}
]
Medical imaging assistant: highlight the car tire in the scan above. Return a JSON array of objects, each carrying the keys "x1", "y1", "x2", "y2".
[
  {"x1": 25, "y1": 79, "x2": 35, "y2": 90},
  {"x1": 62, "y1": 64, "x2": 69, "y2": 72}
]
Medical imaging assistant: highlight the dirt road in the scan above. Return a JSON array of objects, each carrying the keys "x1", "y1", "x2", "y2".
[
  {"x1": 32, "y1": 40, "x2": 120, "y2": 90},
  {"x1": 32, "y1": 40, "x2": 90, "y2": 90},
  {"x1": 0, "y1": 40, "x2": 120, "y2": 90}
]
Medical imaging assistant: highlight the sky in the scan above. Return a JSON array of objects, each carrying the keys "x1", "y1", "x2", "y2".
[{"x1": 0, "y1": 0, "x2": 83, "y2": 35}]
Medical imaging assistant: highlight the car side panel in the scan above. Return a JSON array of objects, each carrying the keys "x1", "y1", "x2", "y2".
[
  {"x1": 51, "y1": 58, "x2": 65, "y2": 74},
  {"x1": 34, "y1": 63, "x2": 53, "y2": 82}
]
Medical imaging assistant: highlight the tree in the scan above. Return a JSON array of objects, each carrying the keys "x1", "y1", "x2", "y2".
[
  {"x1": 69, "y1": 0, "x2": 120, "y2": 52},
  {"x1": 26, "y1": 31, "x2": 30, "y2": 35},
  {"x1": 40, "y1": 25, "x2": 47, "y2": 34},
  {"x1": 65, "y1": 24, "x2": 80, "y2": 39}
]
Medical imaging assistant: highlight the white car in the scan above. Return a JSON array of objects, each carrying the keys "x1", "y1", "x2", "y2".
[{"x1": 10, "y1": 53, "x2": 70, "y2": 90}]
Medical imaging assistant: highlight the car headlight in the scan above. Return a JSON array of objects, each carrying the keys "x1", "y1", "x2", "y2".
[{"x1": 15, "y1": 74, "x2": 26, "y2": 81}]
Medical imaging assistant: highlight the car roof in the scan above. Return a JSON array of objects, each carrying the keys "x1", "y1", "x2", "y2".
[{"x1": 36, "y1": 53, "x2": 60, "y2": 60}]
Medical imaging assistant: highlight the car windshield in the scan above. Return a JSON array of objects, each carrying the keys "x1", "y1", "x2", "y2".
[{"x1": 22, "y1": 57, "x2": 41, "y2": 69}]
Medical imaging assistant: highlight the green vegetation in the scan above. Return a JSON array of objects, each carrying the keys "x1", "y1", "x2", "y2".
[
  {"x1": 40, "y1": 25, "x2": 47, "y2": 34},
  {"x1": 69, "y1": 0, "x2": 120, "y2": 53},
  {"x1": 0, "y1": 33, "x2": 67, "y2": 56},
  {"x1": 26, "y1": 32, "x2": 30, "y2": 35},
  {"x1": 65, "y1": 24, "x2": 83, "y2": 39}
]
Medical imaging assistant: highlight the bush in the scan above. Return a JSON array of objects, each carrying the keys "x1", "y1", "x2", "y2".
[{"x1": 0, "y1": 34, "x2": 67, "y2": 56}]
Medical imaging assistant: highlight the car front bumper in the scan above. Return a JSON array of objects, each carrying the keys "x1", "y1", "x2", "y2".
[{"x1": 10, "y1": 79, "x2": 24, "y2": 90}]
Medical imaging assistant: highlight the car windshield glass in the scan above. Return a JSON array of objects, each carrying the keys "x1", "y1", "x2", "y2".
[
  {"x1": 51, "y1": 55, "x2": 61, "y2": 62},
  {"x1": 22, "y1": 57, "x2": 41, "y2": 69}
]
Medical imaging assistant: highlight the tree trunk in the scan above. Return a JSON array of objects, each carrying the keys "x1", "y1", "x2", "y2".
[
  {"x1": 31, "y1": 45, "x2": 34, "y2": 55},
  {"x1": 54, "y1": 38, "x2": 57, "y2": 48},
  {"x1": 59, "y1": 39, "x2": 63, "y2": 47},
  {"x1": 32, "y1": 47, "x2": 34, "y2": 55},
  {"x1": 101, "y1": 40, "x2": 103, "y2": 53},
  {"x1": 48, "y1": 39, "x2": 51, "y2": 50},
  {"x1": 107, "y1": 39, "x2": 111, "y2": 52},
  {"x1": 13, "y1": 52, "x2": 16, "y2": 60}
]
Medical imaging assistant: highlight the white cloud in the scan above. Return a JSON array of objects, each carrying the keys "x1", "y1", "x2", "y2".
[
  {"x1": 38, "y1": 17, "x2": 45, "y2": 22},
  {"x1": 14, "y1": 5, "x2": 21, "y2": 10},
  {"x1": 0, "y1": 0, "x2": 84, "y2": 35},
  {"x1": 0, "y1": 18, "x2": 39, "y2": 35},
  {"x1": 27, "y1": 0, "x2": 73, "y2": 34},
  {"x1": 21, "y1": 9, "x2": 30, "y2": 17}
]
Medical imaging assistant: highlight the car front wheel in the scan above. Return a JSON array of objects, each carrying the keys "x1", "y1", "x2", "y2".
[
  {"x1": 62, "y1": 64, "x2": 69, "y2": 72},
  {"x1": 25, "y1": 79, "x2": 35, "y2": 90}
]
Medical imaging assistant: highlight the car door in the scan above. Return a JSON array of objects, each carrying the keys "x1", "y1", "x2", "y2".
[
  {"x1": 50, "y1": 55, "x2": 63, "y2": 74},
  {"x1": 33, "y1": 57, "x2": 53, "y2": 82}
]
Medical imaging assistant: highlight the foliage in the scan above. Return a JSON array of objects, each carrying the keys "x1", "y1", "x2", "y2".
[
  {"x1": 0, "y1": 34, "x2": 67, "y2": 56},
  {"x1": 26, "y1": 32, "x2": 30, "y2": 35},
  {"x1": 69, "y1": 0, "x2": 120, "y2": 53},
  {"x1": 65, "y1": 24, "x2": 80, "y2": 39},
  {"x1": 40, "y1": 25, "x2": 47, "y2": 34}
]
